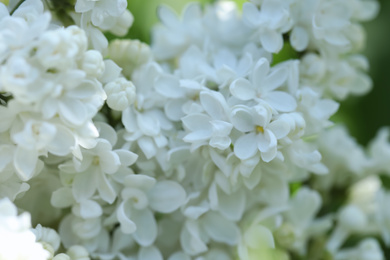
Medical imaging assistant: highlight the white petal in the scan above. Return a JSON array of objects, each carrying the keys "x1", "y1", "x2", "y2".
[
  {"x1": 260, "y1": 30, "x2": 283, "y2": 53},
  {"x1": 138, "y1": 136, "x2": 157, "y2": 159},
  {"x1": 73, "y1": 171, "x2": 96, "y2": 201},
  {"x1": 95, "y1": 122, "x2": 118, "y2": 147},
  {"x1": 100, "y1": 60, "x2": 122, "y2": 84},
  {"x1": 117, "y1": 201, "x2": 136, "y2": 234},
  {"x1": 182, "y1": 2, "x2": 202, "y2": 22},
  {"x1": 132, "y1": 208, "x2": 157, "y2": 247},
  {"x1": 48, "y1": 125, "x2": 75, "y2": 156},
  {"x1": 149, "y1": 181, "x2": 186, "y2": 213},
  {"x1": 115, "y1": 149, "x2": 138, "y2": 167},
  {"x1": 288, "y1": 188, "x2": 321, "y2": 227},
  {"x1": 137, "y1": 112, "x2": 160, "y2": 136},
  {"x1": 67, "y1": 80, "x2": 97, "y2": 99},
  {"x1": 155, "y1": 74, "x2": 184, "y2": 98},
  {"x1": 168, "y1": 252, "x2": 191, "y2": 260},
  {"x1": 14, "y1": 147, "x2": 38, "y2": 181},
  {"x1": 182, "y1": 114, "x2": 210, "y2": 131},
  {"x1": 213, "y1": 49, "x2": 236, "y2": 69},
  {"x1": 230, "y1": 78, "x2": 256, "y2": 101},
  {"x1": 77, "y1": 199, "x2": 103, "y2": 219},
  {"x1": 264, "y1": 91, "x2": 297, "y2": 112},
  {"x1": 244, "y1": 225, "x2": 275, "y2": 248},
  {"x1": 230, "y1": 106, "x2": 254, "y2": 132},
  {"x1": 183, "y1": 130, "x2": 211, "y2": 143},
  {"x1": 256, "y1": 130, "x2": 276, "y2": 153},
  {"x1": 97, "y1": 171, "x2": 116, "y2": 203},
  {"x1": 59, "y1": 98, "x2": 87, "y2": 126},
  {"x1": 0, "y1": 145, "x2": 13, "y2": 171},
  {"x1": 51, "y1": 187, "x2": 75, "y2": 208},
  {"x1": 165, "y1": 99, "x2": 186, "y2": 121},
  {"x1": 237, "y1": 53, "x2": 253, "y2": 76},
  {"x1": 234, "y1": 133, "x2": 258, "y2": 160},
  {"x1": 290, "y1": 26, "x2": 309, "y2": 51},
  {"x1": 200, "y1": 91, "x2": 228, "y2": 119},
  {"x1": 99, "y1": 150, "x2": 120, "y2": 174},
  {"x1": 217, "y1": 188, "x2": 246, "y2": 221},
  {"x1": 263, "y1": 67, "x2": 288, "y2": 92},
  {"x1": 202, "y1": 212, "x2": 240, "y2": 245},
  {"x1": 242, "y1": 2, "x2": 261, "y2": 26},
  {"x1": 260, "y1": 145, "x2": 277, "y2": 162},
  {"x1": 180, "y1": 221, "x2": 208, "y2": 255},
  {"x1": 268, "y1": 119, "x2": 290, "y2": 139},
  {"x1": 124, "y1": 174, "x2": 156, "y2": 190},
  {"x1": 75, "y1": 0, "x2": 94, "y2": 12},
  {"x1": 157, "y1": 5, "x2": 180, "y2": 29},
  {"x1": 122, "y1": 107, "x2": 138, "y2": 132},
  {"x1": 210, "y1": 136, "x2": 231, "y2": 150},
  {"x1": 138, "y1": 246, "x2": 163, "y2": 260},
  {"x1": 252, "y1": 58, "x2": 270, "y2": 88}
]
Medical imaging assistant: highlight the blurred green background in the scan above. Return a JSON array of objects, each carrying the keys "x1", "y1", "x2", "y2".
[
  {"x1": 346, "y1": 0, "x2": 390, "y2": 145},
  {"x1": 125, "y1": 0, "x2": 390, "y2": 146}
]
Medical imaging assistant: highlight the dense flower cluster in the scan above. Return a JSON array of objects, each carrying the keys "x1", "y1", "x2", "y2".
[{"x1": 0, "y1": 0, "x2": 388, "y2": 259}]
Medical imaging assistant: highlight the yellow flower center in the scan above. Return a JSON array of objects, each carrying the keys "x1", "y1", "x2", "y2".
[
  {"x1": 256, "y1": 126, "x2": 264, "y2": 133},
  {"x1": 92, "y1": 156, "x2": 100, "y2": 166}
]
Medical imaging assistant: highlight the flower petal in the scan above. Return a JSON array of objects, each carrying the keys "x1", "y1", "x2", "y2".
[
  {"x1": 264, "y1": 91, "x2": 297, "y2": 112},
  {"x1": 14, "y1": 147, "x2": 38, "y2": 181},
  {"x1": 290, "y1": 26, "x2": 309, "y2": 51},
  {"x1": 132, "y1": 208, "x2": 157, "y2": 247},
  {"x1": 230, "y1": 106, "x2": 254, "y2": 132},
  {"x1": 117, "y1": 201, "x2": 136, "y2": 234},
  {"x1": 234, "y1": 133, "x2": 258, "y2": 160},
  {"x1": 155, "y1": 74, "x2": 184, "y2": 98},
  {"x1": 202, "y1": 212, "x2": 240, "y2": 245},
  {"x1": 230, "y1": 78, "x2": 256, "y2": 101},
  {"x1": 200, "y1": 90, "x2": 228, "y2": 120},
  {"x1": 138, "y1": 246, "x2": 163, "y2": 260},
  {"x1": 149, "y1": 181, "x2": 186, "y2": 213},
  {"x1": 256, "y1": 130, "x2": 276, "y2": 153},
  {"x1": 260, "y1": 29, "x2": 283, "y2": 53},
  {"x1": 59, "y1": 97, "x2": 87, "y2": 126}
]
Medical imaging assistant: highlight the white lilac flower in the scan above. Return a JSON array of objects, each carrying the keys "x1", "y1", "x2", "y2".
[
  {"x1": 367, "y1": 128, "x2": 390, "y2": 174},
  {"x1": 117, "y1": 174, "x2": 186, "y2": 247},
  {"x1": 11, "y1": 119, "x2": 75, "y2": 181},
  {"x1": 231, "y1": 104, "x2": 290, "y2": 162},
  {"x1": 238, "y1": 206, "x2": 287, "y2": 260},
  {"x1": 230, "y1": 58, "x2": 297, "y2": 113},
  {"x1": 326, "y1": 204, "x2": 367, "y2": 253},
  {"x1": 278, "y1": 187, "x2": 331, "y2": 255},
  {"x1": 0, "y1": 197, "x2": 51, "y2": 260},
  {"x1": 72, "y1": 0, "x2": 131, "y2": 50},
  {"x1": 59, "y1": 214, "x2": 109, "y2": 252},
  {"x1": 152, "y1": 3, "x2": 204, "y2": 61},
  {"x1": 182, "y1": 90, "x2": 233, "y2": 151},
  {"x1": 334, "y1": 238, "x2": 384, "y2": 260},
  {"x1": 107, "y1": 39, "x2": 152, "y2": 78},
  {"x1": 242, "y1": 0, "x2": 292, "y2": 53},
  {"x1": 75, "y1": 0, "x2": 127, "y2": 29},
  {"x1": 374, "y1": 189, "x2": 390, "y2": 246},
  {"x1": 202, "y1": 1, "x2": 253, "y2": 55},
  {"x1": 32, "y1": 224, "x2": 61, "y2": 258},
  {"x1": 104, "y1": 77, "x2": 136, "y2": 111},
  {"x1": 296, "y1": 87, "x2": 339, "y2": 136},
  {"x1": 284, "y1": 139, "x2": 328, "y2": 176},
  {"x1": 212, "y1": 48, "x2": 253, "y2": 89},
  {"x1": 122, "y1": 63, "x2": 173, "y2": 159},
  {"x1": 80, "y1": 50, "x2": 105, "y2": 78},
  {"x1": 66, "y1": 138, "x2": 122, "y2": 204},
  {"x1": 179, "y1": 211, "x2": 240, "y2": 256}
]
